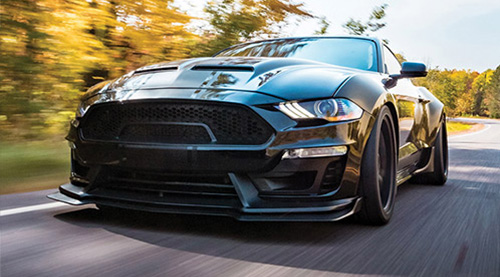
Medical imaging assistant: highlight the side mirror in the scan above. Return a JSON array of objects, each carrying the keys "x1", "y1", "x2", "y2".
[{"x1": 391, "y1": 62, "x2": 427, "y2": 79}]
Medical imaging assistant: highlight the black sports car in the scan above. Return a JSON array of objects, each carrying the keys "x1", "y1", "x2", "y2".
[{"x1": 48, "y1": 36, "x2": 448, "y2": 225}]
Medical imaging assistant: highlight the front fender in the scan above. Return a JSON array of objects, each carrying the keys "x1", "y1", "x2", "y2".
[
  {"x1": 417, "y1": 87, "x2": 445, "y2": 146},
  {"x1": 334, "y1": 74, "x2": 399, "y2": 147}
]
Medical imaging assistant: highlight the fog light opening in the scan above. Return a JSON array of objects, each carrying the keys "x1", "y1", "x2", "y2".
[{"x1": 282, "y1": 146, "x2": 348, "y2": 159}]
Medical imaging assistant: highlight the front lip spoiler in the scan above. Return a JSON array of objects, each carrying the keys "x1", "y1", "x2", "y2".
[{"x1": 48, "y1": 184, "x2": 362, "y2": 222}]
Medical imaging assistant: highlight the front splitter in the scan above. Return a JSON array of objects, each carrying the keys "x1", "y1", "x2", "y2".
[{"x1": 48, "y1": 183, "x2": 362, "y2": 222}]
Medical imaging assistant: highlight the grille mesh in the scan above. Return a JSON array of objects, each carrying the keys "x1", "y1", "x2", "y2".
[{"x1": 80, "y1": 101, "x2": 273, "y2": 145}]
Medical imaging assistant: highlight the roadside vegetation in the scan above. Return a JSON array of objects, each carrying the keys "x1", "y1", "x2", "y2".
[
  {"x1": 0, "y1": 141, "x2": 69, "y2": 194},
  {"x1": 446, "y1": 121, "x2": 475, "y2": 134},
  {"x1": 414, "y1": 68, "x2": 500, "y2": 118}
]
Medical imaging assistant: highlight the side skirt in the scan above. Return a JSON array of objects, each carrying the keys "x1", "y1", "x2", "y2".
[{"x1": 396, "y1": 147, "x2": 435, "y2": 185}]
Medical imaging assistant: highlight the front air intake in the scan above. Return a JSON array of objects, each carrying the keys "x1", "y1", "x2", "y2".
[{"x1": 79, "y1": 100, "x2": 274, "y2": 145}]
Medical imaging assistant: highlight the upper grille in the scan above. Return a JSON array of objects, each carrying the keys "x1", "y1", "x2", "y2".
[{"x1": 79, "y1": 100, "x2": 273, "y2": 145}]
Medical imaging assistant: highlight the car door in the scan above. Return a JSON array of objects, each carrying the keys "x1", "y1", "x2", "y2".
[{"x1": 382, "y1": 45, "x2": 424, "y2": 172}]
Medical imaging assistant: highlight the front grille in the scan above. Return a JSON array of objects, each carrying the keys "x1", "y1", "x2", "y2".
[{"x1": 80, "y1": 100, "x2": 273, "y2": 145}]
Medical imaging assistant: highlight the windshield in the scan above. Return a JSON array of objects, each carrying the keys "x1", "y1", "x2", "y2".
[{"x1": 215, "y1": 38, "x2": 378, "y2": 72}]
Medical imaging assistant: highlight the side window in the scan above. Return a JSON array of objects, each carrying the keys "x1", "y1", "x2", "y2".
[{"x1": 383, "y1": 46, "x2": 401, "y2": 75}]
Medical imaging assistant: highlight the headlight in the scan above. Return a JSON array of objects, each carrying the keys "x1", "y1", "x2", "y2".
[{"x1": 277, "y1": 98, "x2": 363, "y2": 122}]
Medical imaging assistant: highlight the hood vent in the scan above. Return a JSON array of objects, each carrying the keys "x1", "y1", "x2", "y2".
[
  {"x1": 191, "y1": 65, "x2": 254, "y2": 72},
  {"x1": 135, "y1": 66, "x2": 178, "y2": 74}
]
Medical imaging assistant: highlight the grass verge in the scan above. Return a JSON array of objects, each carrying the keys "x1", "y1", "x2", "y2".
[
  {"x1": 446, "y1": 121, "x2": 475, "y2": 135},
  {"x1": 0, "y1": 141, "x2": 69, "y2": 194}
]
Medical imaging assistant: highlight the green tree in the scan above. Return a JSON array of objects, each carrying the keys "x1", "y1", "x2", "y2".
[
  {"x1": 314, "y1": 16, "x2": 330, "y2": 35},
  {"x1": 343, "y1": 4, "x2": 388, "y2": 36}
]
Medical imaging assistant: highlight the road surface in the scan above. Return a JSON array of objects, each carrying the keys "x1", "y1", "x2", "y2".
[{"x1": 1, "y1": 118, "x2": 499, "y2": 277}]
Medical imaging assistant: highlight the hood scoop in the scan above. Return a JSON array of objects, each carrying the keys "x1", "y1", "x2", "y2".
[
  {"x1": 191, "y1": 65, "x2": 254, "y2": 72},
  {"x1": 135, "y1": 66, "x2": 178, "y2": 74}
]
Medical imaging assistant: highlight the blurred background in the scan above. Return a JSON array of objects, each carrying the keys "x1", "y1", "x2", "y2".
[{"x1": 1, "y1": 0, "x2": 499, "y2": 194}]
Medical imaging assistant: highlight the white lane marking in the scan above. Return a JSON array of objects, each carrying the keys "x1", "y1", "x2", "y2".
[{"x1": 0, "y1": 202, "x2": 68, "y2": 217}]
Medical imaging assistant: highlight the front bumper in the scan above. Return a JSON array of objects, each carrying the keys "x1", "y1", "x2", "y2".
[
  {"x1": 48, "y1": 183, "x2": 362, "y2": 221},
  {"x1": 50, "y1": 97, "x2": 373, "y2": 221}
]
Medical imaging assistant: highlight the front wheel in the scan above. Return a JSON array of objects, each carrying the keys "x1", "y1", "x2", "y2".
[{"x1": 356, "y1": 106, "x2": 398, "y2": 225}]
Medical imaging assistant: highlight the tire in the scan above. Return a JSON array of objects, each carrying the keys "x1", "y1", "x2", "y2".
[
  {"x1": 356, "y1": 106, "x2": 398, "y2": 225},
  {"x1": 413, "y1": 120, "x2": 448, "y2": 186}
]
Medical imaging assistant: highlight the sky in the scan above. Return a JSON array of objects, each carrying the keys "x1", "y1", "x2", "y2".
[{"x1": 177, "y1": 0, "x2": 500, "y2": 72}]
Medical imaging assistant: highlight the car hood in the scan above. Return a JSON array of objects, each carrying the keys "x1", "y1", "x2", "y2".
[{"x1": 89, "y1": 57, "x2": 365, "y2": 102}]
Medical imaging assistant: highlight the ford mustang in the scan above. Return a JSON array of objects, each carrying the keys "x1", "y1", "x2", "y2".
[{"x1": 48, "y1": 36, "x2": 448, "y2": 225}]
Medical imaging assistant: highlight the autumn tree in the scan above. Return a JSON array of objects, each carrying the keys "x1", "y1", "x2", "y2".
[
  {"x1": 0, "y1": 0, "x2": 62, "y2": 138},
  {"x1": 414, "y1": 69, "x2": 478, "y2": 116},
  {"x1": 484, "y1": 66, "x2": 500, "y2": 118},
  {"x1": 0, "y1": 0, "x2": 194, "y2": 140},
  {"x1": 471, "y1": 69, "x2": 493, "y2": 116},
  {"x1": 194, "y1": 0, "x2": 312, "y2": 56}
]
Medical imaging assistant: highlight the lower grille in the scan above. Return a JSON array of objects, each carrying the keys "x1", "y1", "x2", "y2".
[
  {"x1": 91, "y1": 169, "x2": 241, "y2": 208},
  {"x1": 79, "y1": 100, "x2": 273, "y2": 145}
]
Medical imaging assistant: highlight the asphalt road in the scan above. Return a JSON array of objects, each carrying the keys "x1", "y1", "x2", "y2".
[{"x1": 1, "y1": 118, "x2": 499, "y2": 277}]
